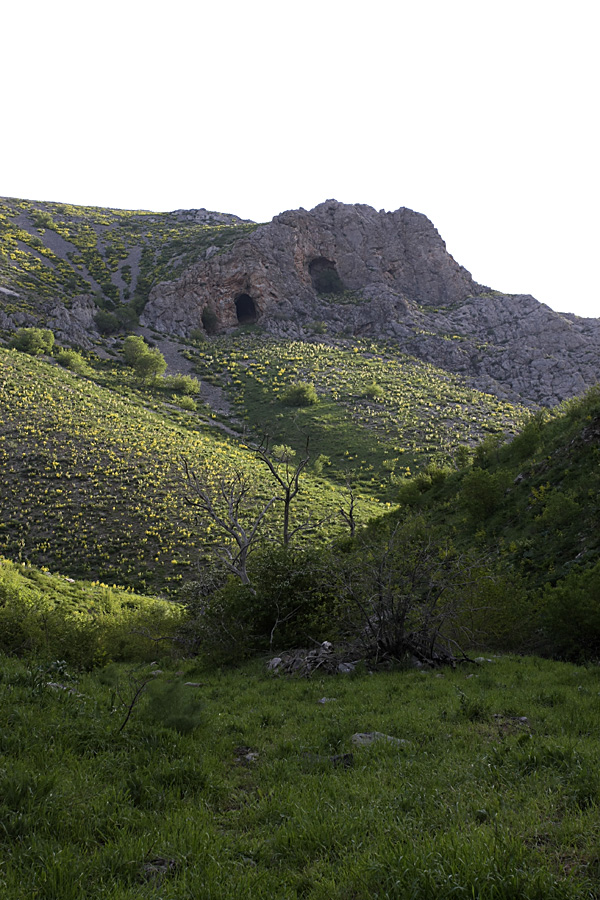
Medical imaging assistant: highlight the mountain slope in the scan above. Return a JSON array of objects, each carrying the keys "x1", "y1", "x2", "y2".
[
  {"x1": 2, "y1": 196, "x2": 599, "y2": 410},
  {"x1": 142, "y1": 199, "x2": 600, "y2": 407}
]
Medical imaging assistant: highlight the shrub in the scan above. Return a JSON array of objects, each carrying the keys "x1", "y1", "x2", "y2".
[
  {"x1": 122, "y1": 335, "x2": 149, "y2": 367},
  {"x1": 94, "y1": 310, "x2": 120, "y2": 335},
  {"x1": 179, "y1": 546, "x2": 337, "y2": 663},
  {"x1": 540, "y1": 560, "x2": 600, "y2": 660},
  {"x1": 282, "y1": 381, "x2": 318, "y2": 407},
  {"x1": 163, "y1": 374, "x2": 201, "y2": 395},
  {"x1": 201, "y1": 307, "x2": 218, "y2": 334},
  {"x1": 122, "y1": 336, "x2": 167, "y2": 381},
  {"x1": 461, "y1": 468, "x2": 508, "y2": 523},
  {"x1": 176, "y1": 395, "x2": 197, "y2": 411},
  {"x1": 9, "y1": 327, "x2": 55, "y2": 355},
  {"x1": 396, "y1": 463, "x2": 450, "y2": 506},
  {"x1": 55, "y1": 348, "x2": 91, "y2": 375},
  {"x1": 336, "y1": 517, "x2": 493, "y2": 665},
  {"x1": 133, "y1": 347, "x2": 167, "y2": 381},
  {"x1": 32, "y1": 210, "x2": 55, "y2": 230},
  {"x1": 363, "y1": 381, "x2": 385, "y2": 401},
  {"x1": 114, "y1": 304, "x2": 138, "y2": 330}
]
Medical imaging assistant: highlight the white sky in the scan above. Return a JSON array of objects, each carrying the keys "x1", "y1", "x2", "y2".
[{"x1": 3, "y1": 0, "x2": 598, "y2": 317}]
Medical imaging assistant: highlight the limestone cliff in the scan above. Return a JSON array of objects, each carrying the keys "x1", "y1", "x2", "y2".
[
  {"x1": 141, "y1": 200, "x2": 478, "y2": 334},
  {"x1": 141, "y1": 200, "x2": 600, "y2": 407}
]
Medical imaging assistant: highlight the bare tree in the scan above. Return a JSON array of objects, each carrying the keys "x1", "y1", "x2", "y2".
[
  {"x1": 337, "y1": 518, "x2": 489, "y2": 666},
  {"x1": 250, "y1": 435, "x2": 312, "y2": 547},
  {"x1": 338, "y1": 478, "x2": 358, "y2": 537},
  {"x1": 183, "y1": 461, "x2": 276, "y2": 590}
]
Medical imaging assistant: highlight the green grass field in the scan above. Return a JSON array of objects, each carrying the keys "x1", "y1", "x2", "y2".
[{"x1": 1, "y1": 651, "x2": 598, "y2": 899}]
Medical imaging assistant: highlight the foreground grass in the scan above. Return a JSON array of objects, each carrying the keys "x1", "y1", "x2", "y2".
[{"x1": 1, "y1": 654, "x2": 598, "y2": 898}]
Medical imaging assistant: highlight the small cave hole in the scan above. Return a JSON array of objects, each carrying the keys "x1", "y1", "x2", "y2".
[
  {"x1": 235, "y1": 293, "x2": 257, "y2": 325},
  {"x1": 309, "y1": 257, "x2": 344, "y2": 295}
]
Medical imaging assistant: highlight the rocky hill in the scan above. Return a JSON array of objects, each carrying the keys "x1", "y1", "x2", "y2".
[
  {"x1": 142, "y1": 200, "x2": 600, "y2": 407},
  {"x1": 1, "y1": 196, "x2": 599, "y2": 407}
]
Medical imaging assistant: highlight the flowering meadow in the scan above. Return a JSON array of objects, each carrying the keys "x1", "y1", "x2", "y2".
[
  {"x1": 191, "y1": 333, "x2": 528, "y2": 496},
  {"x1": 0, "y1": 349, "x2": 379, "y2": 592}
]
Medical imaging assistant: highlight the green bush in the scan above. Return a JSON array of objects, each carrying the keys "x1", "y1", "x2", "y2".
[
  {"x1": 396, "y1": 463, "x2": 450, "y2": 506},
  {"x1": 55, "y1": 349, "x2": 91, "y2": 375},
  {"x1": 113, "y1": 304, "x2": 138, "y2": 330},
  {"x1": 461, "y1": 468, "x2": 509, "y2": 523},
  {"x1": 282, "y1": 381, "x2": 318, "y2": 407},
  {"x1": 122, "y1": 335, "x2": 167, "y2": 381},
  {"x1": 162, "y1": 374, "x2": 201, "y2": 395},
  {"x1": 363, "y1": 381, "x2": 385, "y2": 401},
  {"x1": 541, "y1": 560, "x2": 600, "y2": 660},
  {"x1": 176, "y1": 395, "x2": 197, "y2": 411},
  {"x1": 180, "y1": 546, "x2": 336, "y2": 663},
  {"x1": 32, "y1": 210, "x2": 56, "y2": 230},
  {"x1": 122, "y1": 335, "x2": 149, "y2": 366},
  {"x1": 9, "y1": 328, "x2": 55, "y2": 355},
  {"x1": 94, "y1": 309, "x2": 120, "y2": 335}
]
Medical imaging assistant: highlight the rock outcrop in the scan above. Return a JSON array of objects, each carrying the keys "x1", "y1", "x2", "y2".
[
  {"x1": 141, "y1": 200, "x2": 600, "y2": 407},
  {"x1": 142, "y1": 200, "x2": 478, "y2": 335},
  {"x1": 46, "y1": 295, "x2": 98, "y2": 349}
]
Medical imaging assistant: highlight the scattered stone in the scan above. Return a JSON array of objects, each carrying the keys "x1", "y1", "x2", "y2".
[
  {"x1": 140, "y1": 856, "x2": 179, "y2": 881},
  {"x1": 317, "y1": 697, "x2": 336, "y2": 704},
  {"x1": 302, "y1": 751, "x2": 354, "y2": 769},
  {"x1": 267, "y1": 645, "x2": 356, "y2": 677},
  {"x1": 338, "y1": 662, "x2": 356, "y2": 674},
  {"x1": 235, "y1": 746, "x2": 259, "y2": 764},
  {"x1": 46, "y1": 682, "x2": 85, "y2": 697},
  {"x1": 493, "y1": 714, "x2": 529, "y2": 724},
  {"x1": 351, "y1": 732, "x2": 411, "y2": 748},
  {"x1": 474, "y1": 658, "x2": 495, "y2": 663}
]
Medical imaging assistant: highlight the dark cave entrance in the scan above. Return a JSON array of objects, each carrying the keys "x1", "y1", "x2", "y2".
[
  {"x1": 235, "y1": 293, "x2": 257, "y2": 325},
  {"x1": 308, "y1": 257, "x2": 344, "y2": 294}
]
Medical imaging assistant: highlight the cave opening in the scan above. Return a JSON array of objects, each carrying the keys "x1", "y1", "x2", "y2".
[
  {"x1": 309, "y1": 257, "x2": 344, "y2": 294},
  {"x1": 235, "y1": 293, "x2": 257, "y2": 325}
]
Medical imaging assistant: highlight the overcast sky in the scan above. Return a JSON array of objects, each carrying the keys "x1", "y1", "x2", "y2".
[{"x1": 3, "y1": 0, "x2": 598, "y2": 317}]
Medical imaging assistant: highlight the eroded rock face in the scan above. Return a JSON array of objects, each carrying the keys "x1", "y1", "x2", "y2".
[
  {"x1": 141, "y1": 200, "x2": 478, "y2": 336},
  {"x1": 46, "y1": 295, "x2": 98, "y2": 349},
  {"x1": 141, "y1": 200, "x2": 600, "y2": 406}
]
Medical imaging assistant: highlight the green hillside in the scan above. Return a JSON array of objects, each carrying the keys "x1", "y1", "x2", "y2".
[
  {"x1": 0, "y1": 347, "x2": 383, "y2": 593},
  {"x1": 0, "y1": 556, "x2": 182, "y2": 667},
  {"x1": 190, "y1": 332, "x2": 527, "y2": 497},
  {"x1": 0, "y1": 196, "x2": 257, "y2": 320}
]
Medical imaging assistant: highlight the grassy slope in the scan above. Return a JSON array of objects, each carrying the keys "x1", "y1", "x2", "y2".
[
  {"x1": 0, "y1": 328, "x2": 530, "y2": 592},
  {"x1": 191, "y1": 332, "x2": 528, "y2": 498},
  {"x1": 0, "y1": 557, "x2": 182, "y2": 667},
  {"x1": 1, "y1": 653, "x2": 599, "y2": 899},
  {"x1": 392, "y1": 386, "x2": 600, "y2": 591},
  {"x1": 0, "y1": 348, "x2": 381, "y2": 593},
  {"x1": 0, "y1": 196, "x2": 257, "y2": 316}
]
